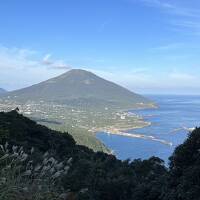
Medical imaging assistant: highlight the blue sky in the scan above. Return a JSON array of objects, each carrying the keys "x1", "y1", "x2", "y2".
[{"x1": 0, "y1": 0, "x2": 200, "y2": 94}]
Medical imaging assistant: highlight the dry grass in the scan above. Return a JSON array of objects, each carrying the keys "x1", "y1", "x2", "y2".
[{"x1": 0, "y1": 142, "x2": 72, "y2": 200}]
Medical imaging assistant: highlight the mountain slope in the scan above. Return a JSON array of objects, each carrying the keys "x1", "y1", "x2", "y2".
[
  {"x1": 0, "y1": 88, "x2": 6, "y2": 94},
  {"x1": 3, "y1": 69, "x2": 153, "y2": 109}
]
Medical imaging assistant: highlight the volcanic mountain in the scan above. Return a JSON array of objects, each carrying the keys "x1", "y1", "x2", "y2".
[{"x1": 2, "y1": 69, "x2": 153, "y2": 109}]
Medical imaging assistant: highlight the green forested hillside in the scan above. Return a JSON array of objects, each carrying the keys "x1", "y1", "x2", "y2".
[{"x1": 0, "y1": 110, "x2": 200, "y2": 200}]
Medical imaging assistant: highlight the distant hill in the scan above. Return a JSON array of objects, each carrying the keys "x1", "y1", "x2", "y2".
[
  {"x1": 2, "y1": 69, "x2": 153, "y2": 109},
  {"x1": 0, "y1": 88, "x2": 6, "y2": 94}
]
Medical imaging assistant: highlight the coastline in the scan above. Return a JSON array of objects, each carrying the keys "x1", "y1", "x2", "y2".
[
  {"x1": 93, "y1": 106, "x2": 173, "y2": 155},
  {"x1": 94, "y1": 123, "x2": 172, "y2": 148},
  {"x1": 91, "y1": 112, "x2": 151, "y2": 155}
]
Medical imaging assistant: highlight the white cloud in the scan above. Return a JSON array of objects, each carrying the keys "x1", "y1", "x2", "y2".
[
  {"x1": 42, "y1": 54, "x2": 71, "y2": 70},
  {"x1": 169, "y1": 72, "x2": 197, "y2": 81},
  {"x1": 140, "y1": 0, "x2": 174, "y2": 9},
  {"x1": 42, "y1": 54, "x2": 52, "y2": 65},
  {"x1": 136, "y1": 0, "x2": 200, "y2": 35},
  {"x1": 150, "y1": 43, "x2": 184, "y2": 52},
  {"x1": 0, "y1": 46, "x2": 38, "y2": 70},
  {"x1": 139, "y1": 0, "x2": 200, "y2": 18},
  {"x1": 171, "y1": 20, "x2": 200, "y2": 35},
  {"x1": 0, "y1": 45, "x2": 71, "y2": 90}
]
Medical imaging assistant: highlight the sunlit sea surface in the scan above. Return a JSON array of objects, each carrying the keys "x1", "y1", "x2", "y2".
[{"x1": 96, "y1": 95, "x2": 200, "y2": 164}]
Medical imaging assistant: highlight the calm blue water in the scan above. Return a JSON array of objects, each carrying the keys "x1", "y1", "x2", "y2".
[{"x1": 97, "y1": 95, "x2": 200, "y2": 164}]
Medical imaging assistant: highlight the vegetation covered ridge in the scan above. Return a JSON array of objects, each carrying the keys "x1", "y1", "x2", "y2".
[{"x1": 0, "y1": 110, "x2": 200, "y2": 200}]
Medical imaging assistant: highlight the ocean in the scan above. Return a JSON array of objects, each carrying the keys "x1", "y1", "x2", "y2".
[{"x1": 96, "y1": 95, "x2": 200, "y2": 164}]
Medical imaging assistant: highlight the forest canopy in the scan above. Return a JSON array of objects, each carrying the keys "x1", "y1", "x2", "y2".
[{"x1": 0, "y1": 110, "x2": 200, "y2": 200}]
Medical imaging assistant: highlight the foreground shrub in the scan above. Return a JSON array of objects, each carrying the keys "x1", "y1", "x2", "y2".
[{"x1": 0, "y1": 142, "x2": 72, "y2": 200}]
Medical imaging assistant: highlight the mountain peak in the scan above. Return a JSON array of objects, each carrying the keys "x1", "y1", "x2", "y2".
[
  {"x1": 2, "y1": 70, "x2": 153, "y2": 109},
  {"x1": 56, "y1": 69, "x2": 95, "y2": 80},
  {"x1": 63, "y1": 68, "x2": 95, "y2": 76},
  {"x1": 68, "y1": 69, "x2": 91, "y2": 74}
]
